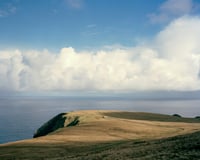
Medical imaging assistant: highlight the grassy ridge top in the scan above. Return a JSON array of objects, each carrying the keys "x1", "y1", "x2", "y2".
[
  {"x1": 26, "y1": 110, "x2": 200, "y2": 138},
  {"x1": 103, "y1": 111, "x2": 200, "y2": 123}
]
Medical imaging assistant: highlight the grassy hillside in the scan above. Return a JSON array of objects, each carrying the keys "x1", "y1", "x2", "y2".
[
  {"x1": 1, "y1": 110, "x2": 200, "y2": 160},
  {"x1": 103, "y1": 111, "x2": 200, "y2": 123},
  {"x1": 1, "y1": 131, "x2": 200, "y2": 160}
]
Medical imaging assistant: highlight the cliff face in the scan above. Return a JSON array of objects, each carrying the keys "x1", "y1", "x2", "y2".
[
  {"x1": 33, "y1": 113, "x2": 67, "y2": 138},
  {"x1": 33, "y1": 112, "x2": 82, "y2": 138}
]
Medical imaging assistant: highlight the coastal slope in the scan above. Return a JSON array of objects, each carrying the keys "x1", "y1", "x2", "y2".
[{"x1": 1, "y1": 110, "x2": 200, "y2": 159}]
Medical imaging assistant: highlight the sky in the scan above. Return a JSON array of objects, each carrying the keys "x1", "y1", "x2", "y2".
[
  {"x1": 0, "y1": 0, "x2": 164, "y2": 50},
  {"x1": 0, "y1": 0, "x2": 200, "y2": 95}
]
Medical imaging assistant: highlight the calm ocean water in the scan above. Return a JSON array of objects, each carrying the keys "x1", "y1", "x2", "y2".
[{"x1": 0, "y1": 97, "x2": 200, "y2": 144}]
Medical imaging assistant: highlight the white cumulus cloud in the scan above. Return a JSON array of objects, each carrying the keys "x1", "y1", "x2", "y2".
[{"x1": 0, "y1": 16, "x2": 200, "y2": 92}]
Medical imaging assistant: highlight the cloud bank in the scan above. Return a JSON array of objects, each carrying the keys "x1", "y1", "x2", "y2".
[{"x1": 0, "y1": 16, "x2": 200, "y2": 92}]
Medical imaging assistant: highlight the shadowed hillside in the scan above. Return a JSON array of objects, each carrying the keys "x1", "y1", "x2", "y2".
[{"x1": 33, "y1": 113, "x2": 67, "y2": 138}]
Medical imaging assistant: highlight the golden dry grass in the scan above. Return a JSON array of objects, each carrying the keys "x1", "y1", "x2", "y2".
[{"x1": 2, "y1": 110, "x2": 200, "y2": 147}]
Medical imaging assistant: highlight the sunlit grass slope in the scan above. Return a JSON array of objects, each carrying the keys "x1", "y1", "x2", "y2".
[{"x1": 1, "y1": 110, "x2": 200, "y2": 160}]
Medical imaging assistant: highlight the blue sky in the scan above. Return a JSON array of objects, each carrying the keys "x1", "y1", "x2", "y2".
[
  {"x1": 1, "y1": 0, "x2": 200, "y2": 94},
  {"x1": 0, "y1": 0, "x2": 168, "y2": 50}
]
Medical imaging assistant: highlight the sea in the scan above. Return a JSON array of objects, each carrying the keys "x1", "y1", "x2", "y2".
[{"x1": 0, "y1": 96, "x2": 200, "y2": 144}]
